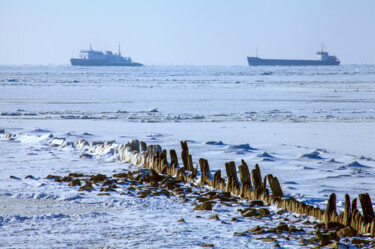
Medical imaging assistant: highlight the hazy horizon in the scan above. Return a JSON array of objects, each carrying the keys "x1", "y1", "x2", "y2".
[{"x1": 1, "y1": 0, "x2": 375, "y2": 65}]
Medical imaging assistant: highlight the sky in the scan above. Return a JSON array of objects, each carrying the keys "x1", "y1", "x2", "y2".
[{"x1": 0, "y1": 0, "x2": 374, "y2": 65}]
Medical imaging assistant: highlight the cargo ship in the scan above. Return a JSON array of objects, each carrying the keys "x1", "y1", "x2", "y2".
[
  {"x1": 70, "y1": 45, "x2": 142, "y2": 66},
  {"x1": 247, "y1": 50, "x2": 340, "y2": 66}
]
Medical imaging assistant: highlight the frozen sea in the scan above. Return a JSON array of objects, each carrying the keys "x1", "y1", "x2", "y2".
[{"x1": 1, "y1": 65, "x2": 375, "y2": 248}]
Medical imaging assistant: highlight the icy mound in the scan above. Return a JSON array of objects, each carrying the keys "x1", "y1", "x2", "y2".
[
  {"x1": 336, "y1": 161, "x2": 370, "y2": 171},
  {"x1": 257, "y1": 151, "x2": 273, "y2": 158},
  {"x1": 298, "y1": 151, "x2": 322, "y2": 159},
  {"x1": 31, "y1": 128, "x2": 51, "y2": 133},
  {"x1": 49, "y1": 137, "x2": 66, "y2": 147},
  {"x1": 228, "y1": 143, "x2": 255, "y2": 150},
  {"x1": 148, "y1": 107, "x2": 158, "y2": 112},
  {"x1": 225, "y1": 143, "x2": 256, "y2": 154},
  {"x1": 204, "y1": 141, "x2": 224, "y2": 145},
  {"x1": 347, "y1": 161, "x2": 369, "y2": 168}
]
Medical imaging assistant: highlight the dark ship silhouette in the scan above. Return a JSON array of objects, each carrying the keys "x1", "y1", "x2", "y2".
[{"x1": 247, "y1": 48, "x2": 340, "y2": 66}]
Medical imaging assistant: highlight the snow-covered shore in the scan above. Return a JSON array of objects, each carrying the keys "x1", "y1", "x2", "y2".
[{"x1": 1, "y1": 127, "x2": 375, "y2": 248}]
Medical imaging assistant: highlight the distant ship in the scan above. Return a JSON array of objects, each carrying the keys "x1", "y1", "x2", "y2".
[
  {"x1": 247, "y1": 50, "x2": 340, "y2": 66},
  {"x1": 70, "y1": 44, "x2": 143, "y2": 66}
]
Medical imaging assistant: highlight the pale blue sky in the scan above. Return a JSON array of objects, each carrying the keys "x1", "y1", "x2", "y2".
[{"x1": 0, "y1": 0, "x2": 374, "y2": 65}]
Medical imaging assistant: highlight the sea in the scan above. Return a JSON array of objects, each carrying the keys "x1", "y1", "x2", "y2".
[{"x1": 1, "y1": 64, "x2": 375, "y2": 248}]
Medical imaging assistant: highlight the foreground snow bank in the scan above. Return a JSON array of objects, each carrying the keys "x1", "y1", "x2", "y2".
[{"x1": 5, "y1": 130, "x2": 375, "y2": 239}]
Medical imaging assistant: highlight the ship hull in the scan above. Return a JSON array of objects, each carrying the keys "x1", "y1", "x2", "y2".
[
  {"x1": 247, "y1": 57, "x2": 340, "y2": 66},
  {"x1": 70, "y1": 59, "x2": 143, "y2": 67}
]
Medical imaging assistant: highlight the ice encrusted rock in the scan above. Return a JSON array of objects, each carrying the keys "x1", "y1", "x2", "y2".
[{"x1": 193, "y1": 202, "x2": 212, "y2": 211}]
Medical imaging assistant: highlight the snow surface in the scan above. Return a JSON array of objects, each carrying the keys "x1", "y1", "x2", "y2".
[{"x1": 1, "y1": 65, "x2": 375, "y2": 248}]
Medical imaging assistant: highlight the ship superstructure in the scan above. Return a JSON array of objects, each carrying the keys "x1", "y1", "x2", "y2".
[{"x1": 70, "y1": 44, "x2": 142, "y2": 66}]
